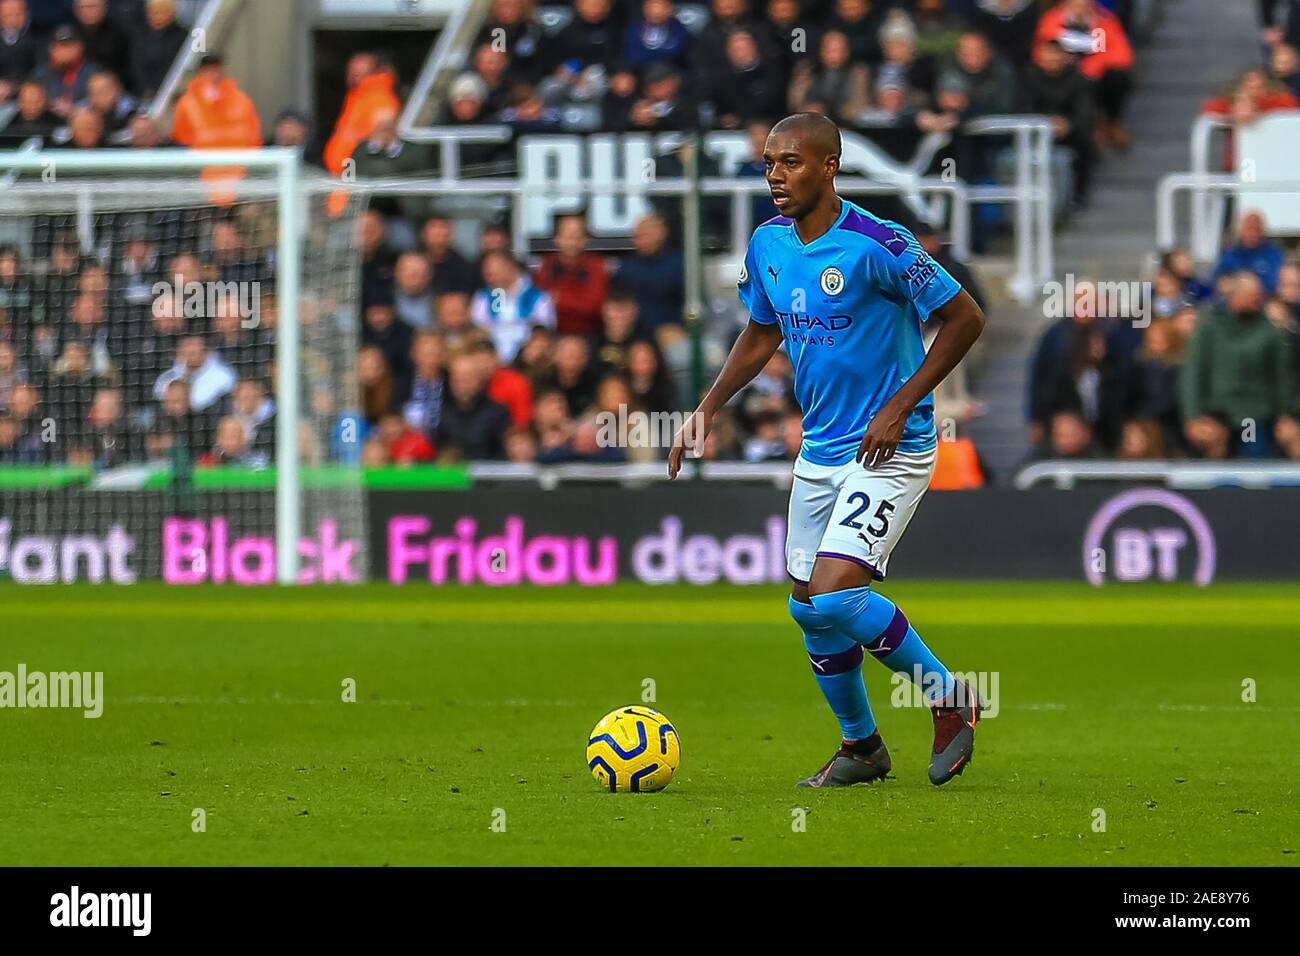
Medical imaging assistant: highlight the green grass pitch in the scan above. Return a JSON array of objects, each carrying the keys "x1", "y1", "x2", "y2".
[{"x1": 2, "y1": 581, "x2": 1297, "y2": 866}]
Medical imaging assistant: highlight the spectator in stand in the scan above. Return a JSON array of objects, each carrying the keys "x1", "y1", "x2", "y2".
[
  {"x1": 467, "y1": 43, "x2": 516, "y2": 116},
  {"x1": 132, "y1": 0, "x2": 186, "y2": 99},
  {"x1": 1028, "y1": 283, "x2": 1135, "y2": 456},
  {"x1": 392, "y1": 251, "x2": 436, "y2": 330},
  {"x1": 533, "y1": 213, "x2": 608, "y2": 336},
  {"x1": 548, "y1": 333, "x2": 599, "y2": 416},
  {"x1": 1019, "y1": 38, "x2": 1094, "y2": 207},
  {"x1": 359, "y1": 209, "x2": 396, "y2": 309},
  {"x1": 375, "y1": 413, "x2": 436, "y2": 464},
  {"x1": 200, "y1": 414, "x2": 268, "y2": 467},
  {"x1": 549, "y1": 0, "x2": 622, "y2": 75},
  {"x1": 60, "y1": 105, "x2": 106, "y2": 147},
  {"x1": 877, "y1": 11, "x2": 937, "y2": 107},
  {"x1": 0, "y1": 0, "x2": 39, "y2": 102},
  {"x1": 1182, "y1": 272, "x2": 1294, "y2": 459},
  {"x1": 952, "y1": 30, "x2": 1016, "y2": 118},
  {"x1": 1271, "y1": 42, "x2": 1300, "y2": 98},
  {"x1": 78, "y1": 387, "x2": 133, "y2": 467},
  {"x1": 494, "y1": 82, "x2": 563, "y2": 131},
  {"x1": 358, "y1": 343, "x2": 398, "y2": 426},
  {"x1": 400, "y1": 330, "x2": 445, "y2": 439},
  {"x1": 515, "y1": 326, "x2": 556, "y2": 389},
  {"x1": 434, "y1": 291, "x2": 481, "y2": 352},
  {"x1": 789, "y1": 30, "x2": 871, "y2": 123},
  {"x1": 1211, "y1": 211, "x2": 1287, "y2": 294},
  {"x1": 470, "y1": 249, "x2": 556, "y2": 363},
  {"x1": 968, "y1": 0, "x2": 1040, "y2": 67},
  {"x1": 914, "y1": 0, "x2": 966, "y2": 63},
  {"x1": 323, "y1": 52, "x2": 401, "y2": 177},
  {"x1": 436, "y1": 352, "x2": 511, "y2": 460},
  {"x1": 1267, "y1": 261, "x2": 1300, "y2": 333},
  {"x1": 708, "y1": 28, "x2": 785, "y2": 129},
  {"x1": 478, "y1": 337, "x2": 532, "y2": 428},
  {"x1": 85, "y1": 69, "x2": 135, "y2": 139},
  {"x1": 475, "y1": 223, "x2": 511, "y2": 275},
  {"x1": 761, "y1": 0, "x2": 816, "y2": 83},
  {"x1": 627, "y1": 338, "x2": 676, "y2": 413},
  {"x1": 1260, "y1": 0, "x2": 1300, "y2": 51},
  {"x1": 504, "y1": 425, "x2": 537, "y2": 462},
  {"x1": 533, "y1": 387, "x2": 576, "y2": 462},
  {"x1": 622, "y1": 62, "x2": 695, "y2": 131},
  {"x1": 624, "y1": 0, "x2": 692, "y2": 73},
  {"x1": 592, "y1": 285, "x2": 647, "y2": 373},
  {"x1": 826, "y1": 0, "x2": 890, "y2": 67},
  {"x1": 33, "y1": 25, "x2": 97, "y2": 118},
  {"x1": 2, "y1": 80, "x2": 61, "y2": 144},
  {"x1": 1036, "y1": 0, "x2": 1134, "y2": 150},
  {"x1": 420, "y1": 216, "x2": 478, "y2": 297},
  {"x1": 696, "y1": 0, "x2": 762, "y2": 74},
  {"x1": 146, "y1": 380, "x2": 203, "y2": 460},
  {"x1": 361, "y1": 291, "x2": 413, "y2": 387},
  {"x1": 1130, "y1": 315, "x2": 1189, "y2": 456},
  {"x1": 475, "y1": 0, "x2": 546, "y2": 83},
  {"x1": 349, "y1": 109, "x2": 435, "y2": 180},
  {"x1": 228, "y1": 377, "x2": 274, "y2": 460},
  {"x1": 170, "y1": 54, "x2": 261, "y2": 150},
  {"x1": 73, "y1": 0, "x2": 128, "y2": 85},
  {"x1": 613, "y1": 213, "x2": 684, "y2": 338},
  {"x1": 153, "y1": 335, "x2": 236, "y2": 413},
  {"x1": 1163, "y1": 248, "x2": 1214, "y2": 303}
]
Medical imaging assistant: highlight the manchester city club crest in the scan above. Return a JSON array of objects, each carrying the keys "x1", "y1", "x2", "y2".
[{"x1": 820, "y1": 266, "x2": 845, "y2": 296}]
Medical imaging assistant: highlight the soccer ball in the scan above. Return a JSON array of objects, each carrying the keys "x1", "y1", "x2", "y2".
[{"x1": 586, "y1": 706, "x2": 681, "y2": 792}]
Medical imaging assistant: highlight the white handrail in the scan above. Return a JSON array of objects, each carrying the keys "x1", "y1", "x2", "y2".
[
  {"x1": 147, "y1": 0, "x2": 231, "y2": 121},
  {"x1": 1015, "y1": 460, "x2": 1300, "y2": 490},
  {"x1": 1156, "y1": 173, "x2": 1300, "y2": 252}
]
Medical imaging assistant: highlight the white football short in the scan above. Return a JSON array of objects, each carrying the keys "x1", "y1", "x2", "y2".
[{"x1": 785, "y1": 447, "x2": 937, "y2": 583}]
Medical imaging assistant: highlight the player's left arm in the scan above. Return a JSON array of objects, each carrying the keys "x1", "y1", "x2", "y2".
[{"x1": 858, "y1": 288, "x2": 985, "y2": 468}]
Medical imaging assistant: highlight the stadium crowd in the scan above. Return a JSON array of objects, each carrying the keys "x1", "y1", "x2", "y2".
[
  {"x1": 1027, "y1": 2, "x2": 1300, "y2": 462},
  {"x1": 3, "y1": 0, "x2": 1296, "y2": 470}
]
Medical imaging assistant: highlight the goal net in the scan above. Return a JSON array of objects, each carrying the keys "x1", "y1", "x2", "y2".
[{"x1": 0, "y1": 150, "x2": 368, "y2": 585}]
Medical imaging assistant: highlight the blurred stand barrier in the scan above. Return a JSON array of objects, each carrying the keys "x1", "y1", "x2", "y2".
[
  {"x1": 1162, "y1": 111, "x2": 1300, "y2": 264},
  {"x1": 3, "y1": 480, "x2": 1299, "y2": 586}
]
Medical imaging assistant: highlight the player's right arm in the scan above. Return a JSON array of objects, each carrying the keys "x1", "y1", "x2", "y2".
[{"x1": 668, "y1": 318, "x2": 783, "y2": 479}]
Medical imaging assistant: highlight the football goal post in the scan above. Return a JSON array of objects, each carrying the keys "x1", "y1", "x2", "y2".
[{"x1": 0, "y1": 149, "x2": 367, "y2": 585}]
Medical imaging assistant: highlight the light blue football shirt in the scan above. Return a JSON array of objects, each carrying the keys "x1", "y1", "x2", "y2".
[{"x1": 737, "y1": 198, "x2": 962, "y2": 465}]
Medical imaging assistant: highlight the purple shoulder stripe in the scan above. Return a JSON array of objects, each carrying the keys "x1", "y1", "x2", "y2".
[
  {"x1": 759, "y1": 215, "x2": 793, "y2": 227},
  {"x1": 839, "y1": 208, "x2": 911, "y2": 257}
]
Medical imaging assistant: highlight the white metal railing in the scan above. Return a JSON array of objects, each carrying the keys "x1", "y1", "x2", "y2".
[
  {"x1": 397, "y1": 0, "x2": 494, "y2": 138},
  {"x1": 962, "y1": 116, "x2": 1055, "y2": 301},
  {"x1": 1187, "y1": 114, "x2": 1233, "y2": 263},
  {"x1": 1015, "y1": 460, "x2": 1300, "y2": 490},
  {"x1": 1157, "y1": 174, "x2": 1300, "y2": 255}
]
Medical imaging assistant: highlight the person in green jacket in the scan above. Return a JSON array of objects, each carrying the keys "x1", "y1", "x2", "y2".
[{"x1": 1181, "y1": 271, "x2": 1296, "y2": 458}]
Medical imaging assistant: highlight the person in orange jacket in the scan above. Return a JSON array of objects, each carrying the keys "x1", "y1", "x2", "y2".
[
  {"x1": 1035, "y1": 0, "x2": 1134, "y2": 151},
  {"x1": 170, "y1": 53, "x2": 262, "y2": 150},
  {"x1": 170, "y1": 53, "x2": 262, "y2": 204},
  {"x1": 323, "y1": 52, "x2": 401, "y2": 176}
]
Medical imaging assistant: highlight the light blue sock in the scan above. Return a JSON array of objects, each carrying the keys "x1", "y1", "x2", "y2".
[
  {"x1": 788, "y1": 596, "x2": 876, "y2": 740},
  {"x1": 809, "y1": 587, "x2": 955, "y2": 705}
]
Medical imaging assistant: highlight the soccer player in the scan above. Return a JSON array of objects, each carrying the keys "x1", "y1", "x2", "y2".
[{"x1": 669, "y1": 113, "x2": 987, "y2": 787}]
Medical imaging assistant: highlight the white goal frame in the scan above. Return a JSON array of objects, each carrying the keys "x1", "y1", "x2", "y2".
[{"x1": 0, "y1": 148, "x2": 306, "y2": 584}]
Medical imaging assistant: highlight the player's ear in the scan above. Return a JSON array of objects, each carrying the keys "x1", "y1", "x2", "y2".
[{"x1": 825, "y1": 153, "x2": 840, "y2": 180}]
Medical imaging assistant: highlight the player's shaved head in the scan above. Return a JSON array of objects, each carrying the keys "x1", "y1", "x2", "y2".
[
  {"x1": 770, "y1": 112, "x2": 842, "y2": 163},
  {"x1": 763, "y1": 113, "x2": 842, "y2": 222}
]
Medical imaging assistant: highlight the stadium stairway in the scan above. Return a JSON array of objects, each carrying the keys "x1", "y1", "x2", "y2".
[{"x1": 964, "y1": 0, "x2": 1258, "y2": 481}]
